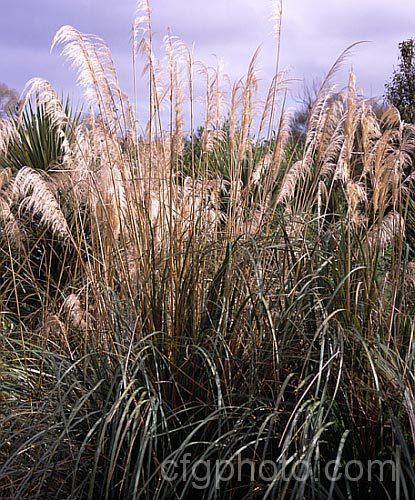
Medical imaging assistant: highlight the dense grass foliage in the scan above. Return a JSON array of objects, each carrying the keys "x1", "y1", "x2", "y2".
[{"x1": 1, "y1": 2, "x2": 415, "y2": 499}]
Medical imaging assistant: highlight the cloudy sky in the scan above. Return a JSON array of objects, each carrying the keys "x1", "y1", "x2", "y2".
[{"x1": 1, "y1": 0, "x2": 415, "y2": 117}]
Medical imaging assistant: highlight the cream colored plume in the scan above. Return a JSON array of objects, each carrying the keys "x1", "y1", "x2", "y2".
[
  {"x1": 276, "y1": 160, "x2": 308, "y2": 205},
  {"x1": 51, "y1": 26, "x2": 129, "y2": 133},
  {"x1": 12, "y1": 166, "x2": 69, "y2": 237},
  {"x1": 367, "y1": 211, "x2": 405, "y2": 250}
]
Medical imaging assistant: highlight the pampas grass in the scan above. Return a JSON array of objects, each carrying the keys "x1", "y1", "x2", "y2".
[{"x1": 1, "y1": 2, "x2": 415, "y2": 499}]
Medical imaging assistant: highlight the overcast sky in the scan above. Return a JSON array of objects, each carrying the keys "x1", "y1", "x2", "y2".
[{"x1": 1, "y1": 0, "x2": 415, "y2": 117}]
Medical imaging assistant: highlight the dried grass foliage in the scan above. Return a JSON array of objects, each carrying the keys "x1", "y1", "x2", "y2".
[{"x1": 0, "y1": 21, "x2": 413, "y2": 321}]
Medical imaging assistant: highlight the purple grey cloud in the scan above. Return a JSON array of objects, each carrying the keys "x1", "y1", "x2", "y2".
[{"x1": 1, "y1": 0, "x2": 414, "y2": 120}]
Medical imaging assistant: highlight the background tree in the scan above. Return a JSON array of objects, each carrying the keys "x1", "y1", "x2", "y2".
[
  {"x1": 289, "y1": 79, "x2": 321, "y2": 143},
  {"x1": 385, "y1": 38, "x2": 415, "y2": 123},
  {"x1": 0, "y1": 82, "x2": 19, "y2": 118}
]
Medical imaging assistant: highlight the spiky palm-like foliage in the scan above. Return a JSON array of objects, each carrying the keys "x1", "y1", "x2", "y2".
[{"x1": 0, "y1": 82, "x2": 81, "y2": 172}]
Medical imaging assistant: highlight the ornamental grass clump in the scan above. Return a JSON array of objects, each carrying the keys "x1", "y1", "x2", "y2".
[{"x1": 0, "y1": 1, "x2": 415, "y2": 498}]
